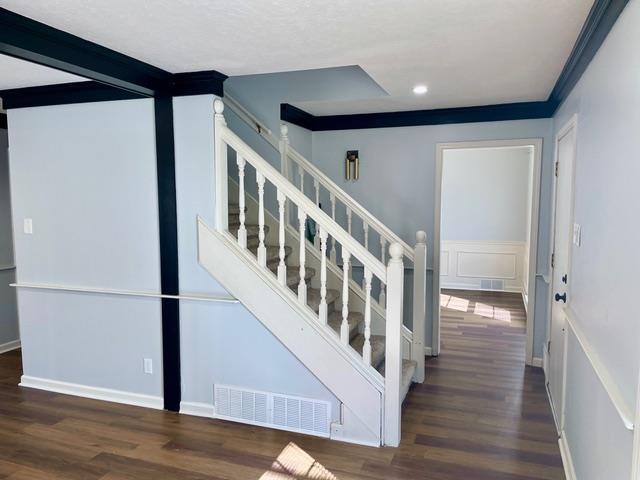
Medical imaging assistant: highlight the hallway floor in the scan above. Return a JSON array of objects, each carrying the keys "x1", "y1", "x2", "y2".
[{"x1": 0, "y1": 290, "x2": 563, "y2": 479}]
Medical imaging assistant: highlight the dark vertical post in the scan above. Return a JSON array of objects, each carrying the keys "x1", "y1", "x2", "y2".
[{"x1": 154, "y1": 95, "x2": 181, "y2": 412}]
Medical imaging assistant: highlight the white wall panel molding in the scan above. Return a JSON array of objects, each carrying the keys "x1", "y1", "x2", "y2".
[
  {"x1": 440, "y1": 240, "x2": 526, "y2": 292},
  {"x1": 20, "y1": 375, "x2": 164, "y2": 410},
  {"x1": 11, "y1": 282, "x2": 238, "y2": 304},
  {"x1": 565, "y1": 307, "x2": 634, "y2": 431}
]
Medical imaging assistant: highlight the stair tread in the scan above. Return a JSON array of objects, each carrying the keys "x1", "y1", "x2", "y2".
[
  {"x1": 328, "y1": 311, "x2": 363, "y2": 339},
  {"x1": 306, "y1": 287, "x2": 339, "y2": 312},
  {"x1": 350, "y1": 334, "x2": 386, "y2": 369},
  {"x1": 252, "y1": 245, "x2": 292, "y2": 264},
  {"x1": 228, "y1": 203, "x2": 247, "y2": 215},
  {"x1": 378, "y1": 359, "x2": 417, "y2": 389},
  {"x1": 269, "y1": 265, "x2": 316, "y2": 287},
  {"x1": 229, "y1": 224, "x2": 270, "y2": 238}
]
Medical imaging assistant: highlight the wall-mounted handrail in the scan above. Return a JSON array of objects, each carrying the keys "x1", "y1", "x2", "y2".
[{"x1": 11, "y1": 282, "x2": 239, "y2": 303}]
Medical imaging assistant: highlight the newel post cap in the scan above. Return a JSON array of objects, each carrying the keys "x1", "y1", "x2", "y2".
[
  {"x1": 213, "y1": 98, "x2": 225, "y2": 114},
  {"x1": 280, "y1": 124, "x2": 289, "y2": 137},
  {"x1": 416, "y1": 230, "x2": 427, "y2": 244},
  {"x1": 389, "y1": 242, "x2": 403, "y2": 260}
]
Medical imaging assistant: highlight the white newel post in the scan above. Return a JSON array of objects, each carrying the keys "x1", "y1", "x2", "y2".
[
  {"x1": 213, "y1": 98, "x2": 228, "y2": 231},
  {"x1": 384, "y1": 243, "x2": 404, "y2": 447},
  {"x1": 412, "y1": 231, "x2": 427, "y2": 383}
]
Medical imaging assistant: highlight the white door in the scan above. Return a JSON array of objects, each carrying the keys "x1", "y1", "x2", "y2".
[{"x1": 548, "y1": 118, "x2": 577, "y2": 429}]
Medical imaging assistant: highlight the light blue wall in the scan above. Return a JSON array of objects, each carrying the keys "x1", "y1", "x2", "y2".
[
  {"x1": 7, "y1": 99, "x2": 163, "y2": 396},
  {"x1": 173, "y1": 95, "x2": 340, "y2": 417},
  {"x1": 552, "y1": 1, "x2": 640, "y2": 477},
  {"x1": 441, "y1": 147, "x2": 531, "y2": 242},
  {"x1": 311, "y1": 119, "x2": 554, "y2": 356},
  {"x1": 0, "y1": 127, "x2": 19, "y2": 348}
]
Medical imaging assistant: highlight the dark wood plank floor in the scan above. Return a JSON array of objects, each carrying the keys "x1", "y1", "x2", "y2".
[{"x1": 0, "y1": 289, "x2": 563, "y2": 479}]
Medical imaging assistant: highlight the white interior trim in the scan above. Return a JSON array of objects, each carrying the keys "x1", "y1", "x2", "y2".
[
  {"x1": 11, "y1": 282, "x2": 239, "y2": 303},
  {"x1": 433, "y1": 138, "x2": 542, "y2": 364},
  {"x1": 564, "y1": 306, "x2": 634, "y2": 431},
  {"x1": 559, "y1": 434, "x2": 577, "y2": 480},
  {"x1": 20, "y1": 375, "x2": 164, "y2": 410},
  {"x1": 180, "y1": 401, "x2": 215, "y2": 418},
  {"x1": 0, "y1": 340, "x2": 21, "y2": 354}
]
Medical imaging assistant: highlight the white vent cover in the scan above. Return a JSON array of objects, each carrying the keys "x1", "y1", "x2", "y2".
[
  {"x1": 214, "y1": 384, "x2": 331, "y2": 438},
  {"x1": 480, "y1": 279, "x2": 505, "y2": 291}
]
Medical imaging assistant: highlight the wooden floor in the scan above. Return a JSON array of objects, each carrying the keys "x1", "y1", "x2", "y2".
[{"x1": 0, "y1": 289, "x2": 563, "y2": 479}]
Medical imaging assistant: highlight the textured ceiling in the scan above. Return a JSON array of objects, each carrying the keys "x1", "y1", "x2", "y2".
[
  {"x1": 0, "y1": 54, "x2": 86, "y2": 90},
  {"x1": 0, "y1": 0, "x2": 594, "y2": 112}
]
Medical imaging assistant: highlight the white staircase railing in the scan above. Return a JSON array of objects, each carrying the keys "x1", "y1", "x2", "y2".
[{"x1": 214, "y1": 99, "x2": 406, "y2": 445}]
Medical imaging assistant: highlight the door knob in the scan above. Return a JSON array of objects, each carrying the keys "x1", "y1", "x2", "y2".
[{"x1": 555, "y1": 292, "x2": 567, "y2": 303}]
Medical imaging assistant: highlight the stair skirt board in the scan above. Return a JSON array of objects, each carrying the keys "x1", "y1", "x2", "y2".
[{"x1": 198, "y1": 218, "x2": 383, "y2": 446}]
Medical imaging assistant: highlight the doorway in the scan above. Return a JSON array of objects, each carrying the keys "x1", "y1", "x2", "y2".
[
  {"x1": 546, "y1": 115, "x2": 577, "y2": 430},
  {"x1": 433, "y1": 139, "x2": 542, "y2": 365}
]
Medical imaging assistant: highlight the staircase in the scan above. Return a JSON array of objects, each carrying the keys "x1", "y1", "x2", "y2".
[{"x1": 197, "y1": 98, "x2": 428, "y2": 447}]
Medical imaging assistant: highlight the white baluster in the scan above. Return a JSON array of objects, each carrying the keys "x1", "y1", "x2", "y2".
[
  {"x1": 314, "y1": 180, "x2": 321, "y2": 249},
  {"x1": 213, "y1": 99, "x2": 228, "y2": 231},
  {"x1": 362, "y1": 222, "x2": 370, "y2": 289},
  {"x1": 330, "y1": 193, "x2": 337, "y2": 263},
  {"x1": 379, "y1": 237, "x2": 387, "y2": 306},
  {"x1": 279, "y1": 125, "x2": 291, "y2": 226},
  {"x1": 298, "y1": 208, "x2": 307, "y2": 304},
  {"x1": 363, "y1": 267, "x2": 373, "y2": 365},
  {"x1": 340, "y1": 248, "x2": 351, "y2": 345},
  {"x1": 412, "y1": 231, "x2": 427, "y2": 383},
  {"x1": 299, "y1": 167, "x2": 304, "y2": 195},
  {"x1": 346, "y1": 207, "x2": 352, "y2": 235},
  {"x1": 236, "y1": 156, "x2": 247, "y2": 248},
  {"x1": 318, "y1": 226, "x2": 329, "y2": 325},
  {"x1": 256, "y1": 171, "x2": 267, "y2": 267},
  {"x1": 277, "y1": 190, "x2": 287, "y2": 286},
  {"x1": 384, "y1": 243, "x2": 404, "y2": 447}
]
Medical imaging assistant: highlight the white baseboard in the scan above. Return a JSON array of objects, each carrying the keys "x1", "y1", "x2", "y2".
[
  {"x1": 559, "y1": 434, "x2": 577, "y2": 480},
  {"x1": 531, "y1": 357, "x2": 543, "y2": 368},
  {"x1": 180, "y1": 401, "x2": 214, "y2": 418},
  {"x1": 20, "y1": 375, "x2": 163, "y2": 410},
  {"x1": 424, "y1": 346, "x2": 433, "y2": 356},
  {"x1": 0, "y1": 339, "x2": 20, "y2": 354}
]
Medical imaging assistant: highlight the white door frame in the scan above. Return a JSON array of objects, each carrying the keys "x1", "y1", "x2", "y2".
[
  {"x1": 432, "y1": 138, "x2": 543, "y2": 365},
  {"x1": 545, "y1": 114, "x2": 578, "y2": 432}
]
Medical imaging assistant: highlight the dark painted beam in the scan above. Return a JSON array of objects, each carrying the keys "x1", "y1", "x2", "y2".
[
  {"x1": 282, "y1": 101, "x2": 555, "y2": 131},
  {"x1": 0, "y1": 113, "x2": 6, "y2": 129},
  {"x1": 0, "y1": 7, "x2": 169, "y2": 96},
  {"x1": 154, "y1": 96, "x2": 181, "y2": 412},
  {"x1": 172, "y1": 70, "x2": 228, "y2": 97},
  {"x1": 548, "y1": 0, "x2": 629, "y2": 111},
  {"x1": 0, "y1": 81, "x2": 143, "y2": 109}
]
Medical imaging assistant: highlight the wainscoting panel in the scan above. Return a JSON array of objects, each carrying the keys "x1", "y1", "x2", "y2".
[{"x1": 441, "y1": 241, "x2": 526, "y2": 292}]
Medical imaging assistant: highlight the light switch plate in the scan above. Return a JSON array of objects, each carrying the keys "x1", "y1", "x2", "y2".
[
  {"x1": 573, "y1": 223, "x2": 581, "y2": 246},
  {"x1": 143, "y1": 358, "x2": 153, "y2": 374},
  {"x1": 23, "y1": 218, "x2": 33, "y2": 235}
]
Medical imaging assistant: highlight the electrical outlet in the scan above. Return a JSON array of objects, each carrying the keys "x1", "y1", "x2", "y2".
[
  {"x1": 143, "y1": 358, "x2": 153, "y2": 374},
  {"x1": 573, "y1": 223, "x2": 581, "y2": 246},
  {"x1": 23, "y1": 218, "x2": 33, "y2": 235}
]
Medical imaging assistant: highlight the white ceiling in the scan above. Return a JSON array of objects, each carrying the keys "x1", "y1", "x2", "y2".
[
  {"x1": 0, "y1": 54, "x2": 86, "y2": 90},
  {"x1": 0, "y1": 0, "x2": 594, "y2": 113}
]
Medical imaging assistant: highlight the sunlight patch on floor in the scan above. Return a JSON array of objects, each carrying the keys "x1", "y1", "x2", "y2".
[
  {"x1": 260, "y1": 442, "x2": 337, "y2": 480},
  {"x1": 440, "y1": 294, "x2": 470, "y2": 312},
  {"x1": 474, "y1": 302, "x2": 512, "y2": 322}
]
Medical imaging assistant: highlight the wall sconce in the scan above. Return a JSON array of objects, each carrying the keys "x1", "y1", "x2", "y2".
[{"x1": 345, "y1": 150, "x2": 360, "y2": 181}]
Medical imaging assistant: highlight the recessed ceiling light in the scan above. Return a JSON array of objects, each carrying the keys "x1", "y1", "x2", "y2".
[{"x1": 413, "y1": 84, "x2": 428, "y2": 95}]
